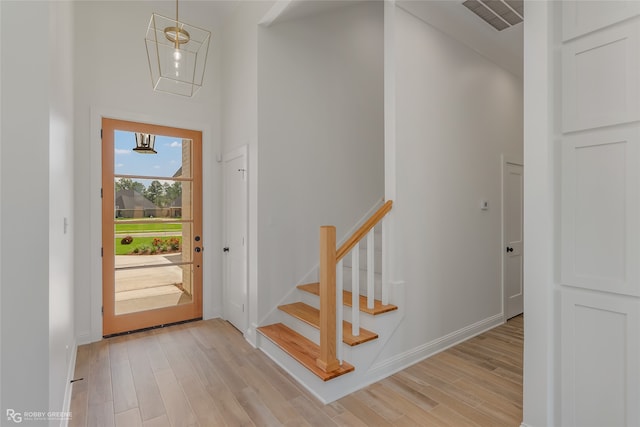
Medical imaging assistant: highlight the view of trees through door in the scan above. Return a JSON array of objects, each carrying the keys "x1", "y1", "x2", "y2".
[{"x1": 102, "y1": 118, "x2": 203, "y2": 336}]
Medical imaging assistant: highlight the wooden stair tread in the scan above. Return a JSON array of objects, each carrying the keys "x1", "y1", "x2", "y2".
[
  {"x1": 257, "y1": 323, "x2": 355, "y2": 381},
  {"x1": 279, "y1": 302, "x2": 378, "y2": 346},
  {"x1": 297, "y1": 283, "x2": 398, "y2": 315}
]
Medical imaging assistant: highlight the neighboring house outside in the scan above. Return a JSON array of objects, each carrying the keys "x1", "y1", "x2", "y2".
[
  {"x1": 114, "y1": 189, "x2": 163, "y2": 218},
  {"x1": 168, "y1": 194, "x2": 182, "y2": 218}
]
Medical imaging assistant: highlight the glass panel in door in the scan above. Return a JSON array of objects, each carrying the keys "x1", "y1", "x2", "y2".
[{"x1": 102, "y1": 119, "x2": 202, "y2": 336}]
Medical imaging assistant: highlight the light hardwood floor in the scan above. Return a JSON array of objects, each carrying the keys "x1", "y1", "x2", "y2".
[{"x1": 69, "y1": 315, "x2": 523, "y2": 426}]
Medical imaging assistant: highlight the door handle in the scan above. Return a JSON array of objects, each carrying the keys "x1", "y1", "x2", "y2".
[
  {"x1": 223, "y1": 247, "x2": 229, "y2": 253},
  {"x1": 506, "y1": 246, "x2": 514, "y2": 253}
]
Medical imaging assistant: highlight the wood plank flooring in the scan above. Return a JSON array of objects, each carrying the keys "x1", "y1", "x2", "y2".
[{"x1": 69, "y1": 315, "x2": 523, "y2": 426}]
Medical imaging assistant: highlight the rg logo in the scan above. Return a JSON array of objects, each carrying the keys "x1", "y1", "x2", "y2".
[{"x1": 6, "y1": 409, "x2": 22, "y2": 423}]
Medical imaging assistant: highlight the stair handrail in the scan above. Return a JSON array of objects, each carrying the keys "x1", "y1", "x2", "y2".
[
  {"x1": 316, "y1": 200, "x2": 393, "y2": 373},
  {"x1": 336, "y1": 200, "x2": 393, "y2": 261}
]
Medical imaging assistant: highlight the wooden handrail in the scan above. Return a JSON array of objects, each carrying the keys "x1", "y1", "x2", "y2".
[{"x1": 336, "y1": 200, "x2": 393, "y2": 262}]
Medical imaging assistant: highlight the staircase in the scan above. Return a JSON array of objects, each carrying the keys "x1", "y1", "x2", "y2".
[{"x1": 257, "y1": 201, "x2": 398, "y2": 395}]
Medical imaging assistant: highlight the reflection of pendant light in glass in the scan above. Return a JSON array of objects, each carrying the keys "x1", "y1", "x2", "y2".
[
  {"x1": 133, "y1": 133, "x2": 157, "y2": 154},
  {"x1": 145, "y1": 0, "x2": 211, "y2": 97}
]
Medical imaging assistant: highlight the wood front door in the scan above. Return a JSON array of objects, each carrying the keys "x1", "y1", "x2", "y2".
[{"x1": 102, "y1": 118, "x2": 202, "y2": 336}]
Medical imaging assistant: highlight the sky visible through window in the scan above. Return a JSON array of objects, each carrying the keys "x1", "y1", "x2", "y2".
[{"x1": 114, "y1": 130, "x2": 184, "y2": 187}]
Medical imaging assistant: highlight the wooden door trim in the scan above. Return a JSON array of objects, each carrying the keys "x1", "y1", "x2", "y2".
[{"x1": 102, "y1": 117, "x2": 203, "y2": 335}]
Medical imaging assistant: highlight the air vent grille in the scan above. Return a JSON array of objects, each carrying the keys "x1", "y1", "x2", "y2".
[{"x1": 462, "y1": 0, "x2": 523, "y2": 31}]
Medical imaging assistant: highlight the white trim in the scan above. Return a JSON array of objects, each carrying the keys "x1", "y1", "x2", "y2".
[
  {"x1": 222, "y1": 145, "x2": 249, "y2": 336},
  {"x1": 60, "y1": 339, "x2": 77, "y2": 427},
  {"x1": 87, "y1": 106, "x2": 215, "y2": 343}
]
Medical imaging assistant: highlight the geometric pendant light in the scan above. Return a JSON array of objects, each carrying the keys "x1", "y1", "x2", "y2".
[{"x1": 145, "y1": 0, "x2": 211, "y2": 97}]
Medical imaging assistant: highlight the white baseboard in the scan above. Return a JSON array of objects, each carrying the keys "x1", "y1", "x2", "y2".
[
  {"x1": 368, "y1": 313, "x2": 504, "y2": 377},
  {"x1": 75, "y1": 333, "x2": 94, "y2": 346},
  {"x1": 60, "y1": 339, "x2": 78, "y2": 427}
]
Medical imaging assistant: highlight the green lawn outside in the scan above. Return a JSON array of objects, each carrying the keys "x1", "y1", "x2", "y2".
[
  {"x1": 115, "y1": 222, "x2": 182, "y2": 234},
  {"x1": 115, "y1": 236, "x2": 182, "y2": 255}
]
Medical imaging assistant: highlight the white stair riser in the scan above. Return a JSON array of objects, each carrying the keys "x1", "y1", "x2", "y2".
[
  {"x1": 278, "y1": 311, "x2": 321, "y2": 345},
  {"x1": 295, "y1": 290, "x2": 383, "y2": 331},
  {"x1": 277, "y1": 309, "x2": 382, "y2": 355}
]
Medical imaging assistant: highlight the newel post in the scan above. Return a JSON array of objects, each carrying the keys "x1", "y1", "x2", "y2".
[{"x1": 316, "y1": 225, "x2": 340, "y2": 373}]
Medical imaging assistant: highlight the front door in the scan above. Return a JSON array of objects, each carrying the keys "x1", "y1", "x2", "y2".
[
  {"x1": 223, "y1": 147, "x2": 247, "y2": 332},
  {"x1": 102, "y1": 118, "x2": 203, "y2": 336},
  {"x1": 503, "y1": 161, "x2": 524, "y2": 319}
]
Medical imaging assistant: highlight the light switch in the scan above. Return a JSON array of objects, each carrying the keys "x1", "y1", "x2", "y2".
[{"x1": 480, "y1": 200, "x2": 489, "y2": 210}]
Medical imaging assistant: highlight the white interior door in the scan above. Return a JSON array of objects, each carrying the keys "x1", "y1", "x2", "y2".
[
  {"x1": 504, "y1": 161, "x2": 524, "y2": 319},
  {"x1": 223, "y1": 147, "x2": 248, "y2": 332}
]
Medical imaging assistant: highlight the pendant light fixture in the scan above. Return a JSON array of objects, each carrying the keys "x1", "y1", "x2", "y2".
[{"x1": 145, "y1": 0, "x2": 211, "y2": 97}]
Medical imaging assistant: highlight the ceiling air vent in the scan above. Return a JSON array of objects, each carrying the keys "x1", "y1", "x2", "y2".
[{"x1": 462, "y1": 0, "x2": 523, "y2": 31}]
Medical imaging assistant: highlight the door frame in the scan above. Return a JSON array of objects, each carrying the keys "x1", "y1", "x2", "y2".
[
  {"x1": 81, "y1": 108, "x2": 213, "y2": 344},
  {"x1": 501, "y1": 155, "x2": 524, "y2": 321},
  {"x1": 222, "y1": 145, "x2": 249, "y2": 333},
  {"x1": 101, "y1": 117, "x2": 203, "y2": 336}
]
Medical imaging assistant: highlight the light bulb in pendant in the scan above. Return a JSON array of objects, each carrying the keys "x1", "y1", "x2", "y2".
[{"x1": 173, "y1": 48, "x2": 182, "y2": 61}]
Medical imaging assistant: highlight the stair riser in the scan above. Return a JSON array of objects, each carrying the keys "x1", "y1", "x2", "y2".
[
  {"x1": 296, "y1": 290, "x2": 381, "y2": 331},
  {"x1": 278, "y1": 310, "x2": 379, "y2": 352}
]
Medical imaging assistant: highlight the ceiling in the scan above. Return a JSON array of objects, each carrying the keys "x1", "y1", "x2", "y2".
[
  {"x1": 263, "y1": 0, "x2": 366, "y2": 25},
  {"x1": 264, "y1": 0, "x2": 523, "y2": 77},
  {"x1": 148, "y1": 0, "x2": 238, "y2": 30},
  {"x1": 146, "y1": 0, "x2": 523, "y2": 78},
  {"x1": 398, "y1": 0, "x2": 523, "y2": 77}
]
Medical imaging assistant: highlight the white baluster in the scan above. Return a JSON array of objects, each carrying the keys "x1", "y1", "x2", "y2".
[
  {"x1": 336, "y1": 259, "x2": 343, "y2": 364},
  {"x1": 382, "y1": 215, "x2": 389, "y2": 306},
  {"x1": 367, "y1": 230, "x2": 375, "y2": 310},
  {"x1": 352, "y1": 243, "x2": 360, "y2": 336}
]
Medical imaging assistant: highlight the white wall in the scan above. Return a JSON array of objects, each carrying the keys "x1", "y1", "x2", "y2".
[
  {"x1": 382, "y1": 7, "x2": 523, "y2": 357},
  {"x1": 257, "y1": 2, "x2": 385, "y2": 321},
  {"x1": 1, "y1": 0, "x2": 76, "y2": 419},
  {"x1": 73, "y1": 1, "x2": 223, "y2": 343},
  {"x1": 220, "y1": 0, "x2": 274, "y2": 343},
  {"x1": 1, "y1": 0, "x2": 51, "y2": 417},
  {"x1": 49, "y1": 0, "x2": 76, "y2": 417}
]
